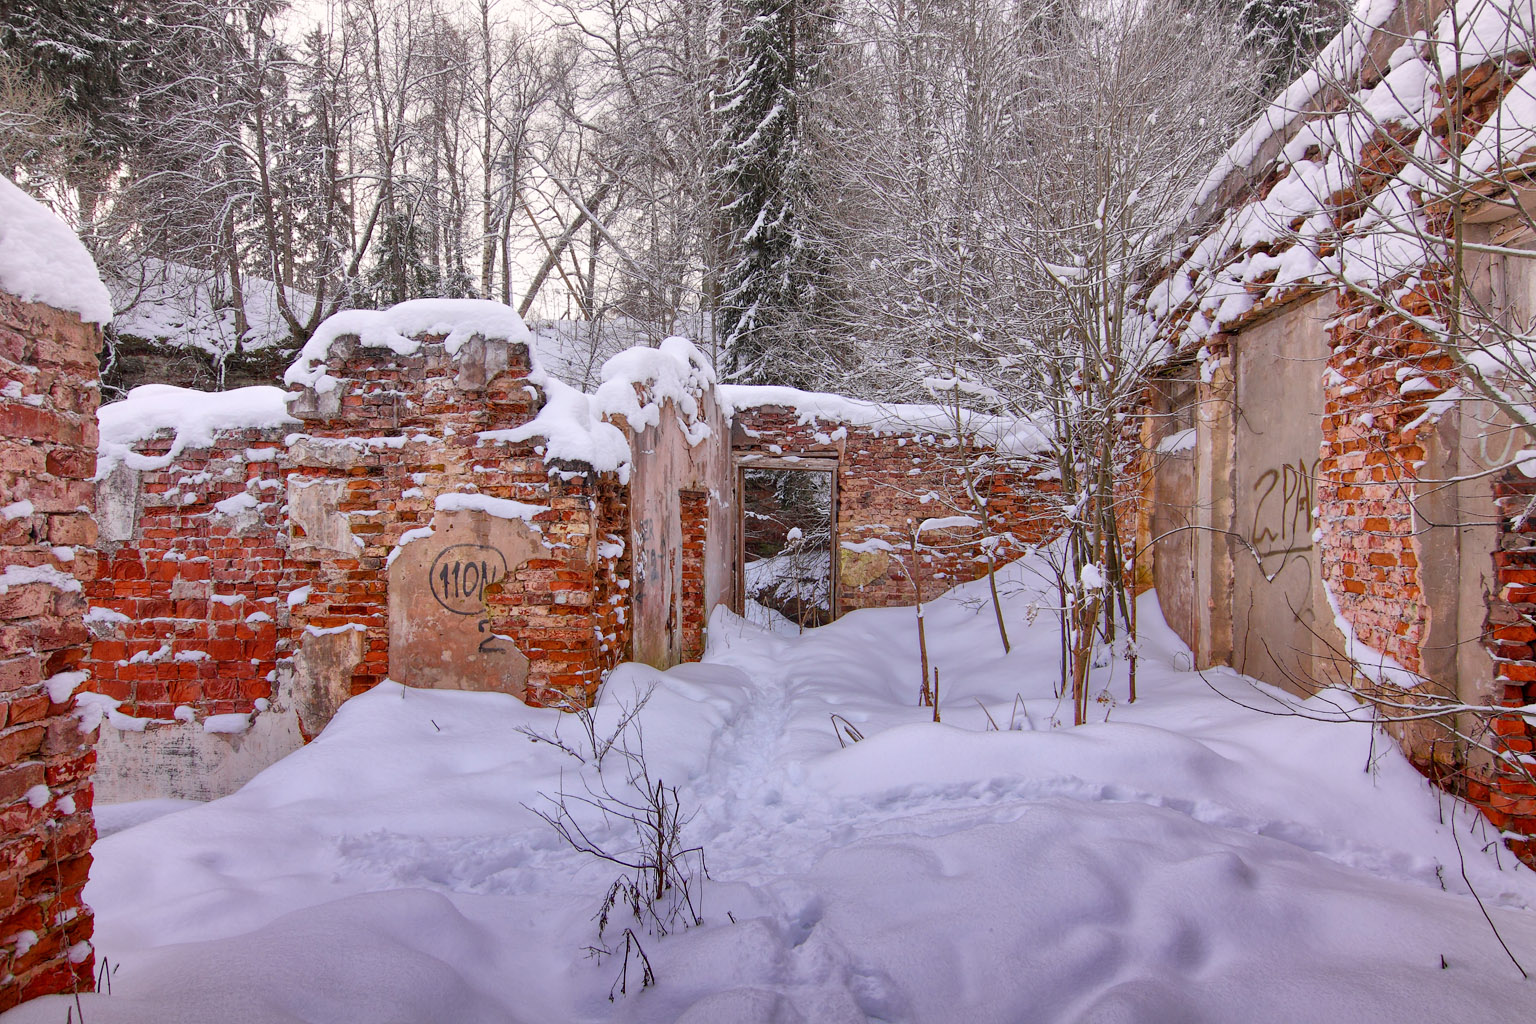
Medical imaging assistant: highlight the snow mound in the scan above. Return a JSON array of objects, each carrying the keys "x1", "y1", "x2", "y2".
[
  {"x1": 19, "y1": 552, "x2": 1535, "y2": 1024},
  {"x1": 97, "y1": 384, "x2": 299, "y2": 477},
  {"x1": 110, "y1": 259, "x2": 312, "y2": 356},
  {"x1": 0, "y1": 175, "x2": 112, "y2": 324}
]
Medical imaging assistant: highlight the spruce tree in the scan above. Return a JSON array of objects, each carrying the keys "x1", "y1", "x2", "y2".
[
  {"x1": 1239, "y1": 0, "x2": 1341, "y2": 97},
  {"x1": 0, "y1": 0, "x2": 150, "y2": 166},
  {"x1": 714, "y1": 0, "x2": 833, "y2": 386}
]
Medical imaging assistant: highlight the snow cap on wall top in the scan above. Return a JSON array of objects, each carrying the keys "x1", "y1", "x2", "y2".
[
  {"x1": 719, "y1": 384, "x2": 1051, "y2": 456},
  {"x1": 97, "y1": 384, "x2": 299, "y2": 478},
  {"x1": 479, "y1": 335, "x2": 718, "y2": 483},
  {"x1": 0, "y1": 175, "x2": 113, "y2": 325},
  {"x1": 594, "y1": 336, "x2": 716, "y2": 429},
  {"x1": 284, "y1": 298, "x2": 538, "y2": 391}
]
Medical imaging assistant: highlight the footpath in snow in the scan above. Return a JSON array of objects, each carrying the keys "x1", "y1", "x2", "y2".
[{"x1": 5, "y1": 555, "x2": 1536, "y2": 1023}]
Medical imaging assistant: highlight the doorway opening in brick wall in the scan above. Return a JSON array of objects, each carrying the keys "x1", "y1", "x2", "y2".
[{"x1": 736, "y1": 456, "x2": 839, "y2": 630}]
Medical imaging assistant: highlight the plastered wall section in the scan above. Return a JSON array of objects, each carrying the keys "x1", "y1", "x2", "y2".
[
  {"x1": 625, "y1": 390, "x2": 734, "y2": 668},
  {"x1": 0, "y1": 292, "x2": 101, "y2": 1010},
  {"x1": 731, "y1": 407, "x2": 1061, "y2": 614},
  {"x1": 1232, "y1": 296, "x2": 1348, "y2": 691},
  {"x1": 1144, "y1": 368, "x2": 1201, "y2": 655}
]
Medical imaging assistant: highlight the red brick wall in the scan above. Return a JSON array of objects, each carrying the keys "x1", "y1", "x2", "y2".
[
  {"x1": 679, "y1": 490, "x2": 708, "y2": 661},
  {"x1": 88, "y1": 429, "x2": 290, "y2": 723},
  {"x1": 593, "y1": 475, "x2": 632, "y2": 677},
  {"x1": 1315, "y1": 294, "x2": 1443, "y2": 681},
  {"x1": 0, "y1": 293, "x2": 100, "y2": 1010},
  {"x1": 1475, "y1": 467, "x2": 1536, "y2": 867},
  {"x1": 286, "y1": 333, "x2": 614, "y2": 708},
  {"x1": 732, "y1": 407, "x2": 1060, "y2": 613}
]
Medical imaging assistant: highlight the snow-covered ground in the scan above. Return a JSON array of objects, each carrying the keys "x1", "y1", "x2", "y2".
[
  {"x1": 7, "y1": 555, "x2": 1536, "y2": 1023},
  {"x1": 744, "y1": 547, "x2": 832, "y2": 625}
]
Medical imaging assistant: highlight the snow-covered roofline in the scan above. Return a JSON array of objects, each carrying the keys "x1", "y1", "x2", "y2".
[
  {"x1": 0, "y1": 175, "x2": 112, "y2": 325},
  {"x1": 1186, "y1": 0, "x2": 1404, "y2": 220},
  {"x1": 105, "y1": 299, "x2": 1050, "y2": 481},
  {"x1": 480, "y1": 335, "x2": 718, "y2": 482},
  {"x1": 1140, "y1": 0, "x2": 1536, "y2": 358},
  {"x1": 720, "y1": 384, "x2": 1051, "y2": 456}
]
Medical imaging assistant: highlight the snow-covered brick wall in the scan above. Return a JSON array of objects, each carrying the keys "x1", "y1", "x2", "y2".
[
  {"x1": 0, "y1": 286, "x2": 102, "y2": 1010},
  {"x1": 88, "y1": 419, "x2": 293, "y2": 728},
  {"x1": 731, "y1": 403, "x2": 1061, "y2": 614},
  {"x1": 1138, "y1": 0, "x2": 1536, "y2": 868},
  {"x1": 1475, "y1": 465, "x2": 1536, "y2": 867},
  {"x1": 283, "y1": 302, "x2": 622, "y2": 711}
]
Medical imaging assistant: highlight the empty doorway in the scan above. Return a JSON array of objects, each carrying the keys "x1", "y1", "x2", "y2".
[{"x1": 736, "y1": 456, "x2": 838, "y2": 629}]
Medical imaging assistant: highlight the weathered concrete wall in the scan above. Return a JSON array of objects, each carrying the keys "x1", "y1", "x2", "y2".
[
  {"x1": 0, "y1": 292, "x2": 101, "y2": 1010},
  {"x1": 387, "y1": 509, "x2": 550, "y2": 695},
  {"x1": 1147, "y1": 298, "x2": 1342, "y2": 696},
  {"x1": 1232, "y1": 295, "x2": 1343, "y2": 691},
  {"x1": 626, "y1": 391, "x2": 733, "y2": 668},
  {"x1": 1145, "y1": 369, "x2": 1200, "y2": 654}
]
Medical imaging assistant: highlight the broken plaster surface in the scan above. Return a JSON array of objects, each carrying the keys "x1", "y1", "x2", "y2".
[{"x1": 387, "y1": 509, "x2": 550, "y2": 697}]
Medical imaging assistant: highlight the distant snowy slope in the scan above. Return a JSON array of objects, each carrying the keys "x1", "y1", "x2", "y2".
[{"x1": 109, "y1": 259, "x2": 313, "y2": 357}]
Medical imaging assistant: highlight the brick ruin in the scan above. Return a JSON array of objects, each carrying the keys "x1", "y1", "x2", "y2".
[
  {"x1": 0, "y1": 282, "x2": 1055, "y2": 1009},
  {"x1": 729, "y1": 397, "x2": 1059, "y2": 616},
  {"x1": 0, "y1": 290, "x2": 101, "y2": 1010},
  {"x1": 1137, "y1": 0, "x2": 1536, "y2": 864},
  {"x1": 73, "y1": 307, "x2": 1059, "y2": 804}
]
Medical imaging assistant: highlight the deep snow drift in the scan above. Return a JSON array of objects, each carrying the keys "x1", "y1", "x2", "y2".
[{"x1": 7, "y1": 556, "x2": 1536, "y2": 1023}]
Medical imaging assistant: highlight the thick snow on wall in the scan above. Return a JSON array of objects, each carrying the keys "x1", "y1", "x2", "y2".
[
  {"x1": 97, "y1": 384, "x2": 299, "y2": 478},
  {"x1": 0, "y1": 175, "x2": 112, "y2": 325},
  {"x1": 479, "y1": 334, "x2": 720, "y2": 483},
  {"x1": 282, "y1": 301, "x2": 1045, "y2": 479},
  {"x1": 1188, "y1": 0, "x2": 1402, "y2": 211},
  {"x1": 1142, "y1": 0, "x2": 1536, "y2": 353},
  {"x1": 284, "y1": 299, "x2": 540, "y2": 392}
]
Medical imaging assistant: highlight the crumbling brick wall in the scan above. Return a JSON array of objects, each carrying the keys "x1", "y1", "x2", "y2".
[
  {"x1": 731, "y1": 405, "x2": 1060, "y2": 614},
  {"x1": 1473, "y1": 467, "x2": 1536, "y2": 866},
  {"x1": 0, "y1": 291, "x2": 101, "y2": 1010},
  {"x1": 89, "y1": 428, "x2": 291, "y2": 723},
  {"x1": 284, "y1": 330, "x2": 612, "y2": 711},
  {"x1": 679, "y1": 490, "x2": 709, "y2": 661},
  {"x1": 1134, "y1": 27, "x2": 1536, "y2": 866},
  {"x1": 1315, "y1": 295, "x2": 1440, "y2": 680}
]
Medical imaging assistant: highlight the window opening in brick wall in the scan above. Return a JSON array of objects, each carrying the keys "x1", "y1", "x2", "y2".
[{"x1": 739, "y1": 464, "x2": 837, "y2": 630}]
